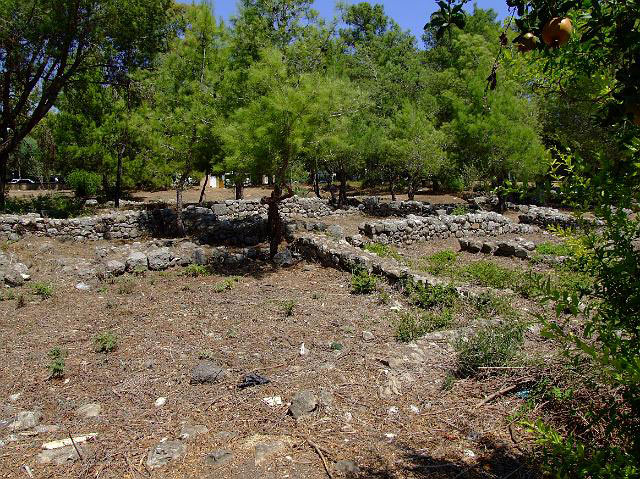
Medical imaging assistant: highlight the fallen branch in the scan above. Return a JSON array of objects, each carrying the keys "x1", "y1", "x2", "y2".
[
  {"x1": 476, "y1": 378, "x2": 533, "y2": 408},
  {"x1": 67, "y1": 429, "x2": 84, "y2": 462},
  {"x1": 304, "y1": 436, "x2": 334, "y2": 479}
]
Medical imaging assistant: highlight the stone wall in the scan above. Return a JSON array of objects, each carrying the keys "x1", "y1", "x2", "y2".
[
  {"x1": 0, "y1": 196, "x2": 358, "y2": 245},
  {"x1": 351, "y1": 196, "x2": 471, "y2": 217},
  {"x1": 518, "y1": 205, "x2": 605, "y2": 229},
  {"x1": 359, "y1": 212, "x2": 539, "y2": 245}
]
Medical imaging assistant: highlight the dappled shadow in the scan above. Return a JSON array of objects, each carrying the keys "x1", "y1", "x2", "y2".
[{"x1": 355, "y1": 438, "x2": 540, "y2": 479}]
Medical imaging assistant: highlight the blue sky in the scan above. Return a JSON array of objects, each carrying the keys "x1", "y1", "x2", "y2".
[{"x1": 211, "y1": 1, "x2": 510, "y2": 41}]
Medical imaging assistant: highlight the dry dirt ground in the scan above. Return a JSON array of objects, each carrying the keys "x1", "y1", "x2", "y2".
[
  {"x1": 9, "y1": 186, "x2": 468, "y2": 206},
  {"x1": 0, "y1": 229, "x2": 554, "y2": 479}
]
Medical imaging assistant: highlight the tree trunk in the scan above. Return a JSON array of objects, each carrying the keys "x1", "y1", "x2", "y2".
[
  {"x1": 267, "y1": 184, "x2": 282, "y2": 260},
  {"x1": 235, "y1": 180, "x2": 244, "y2": 200},
  {"x1": 115, "y1": 145, "x2": 124, "y2": 207},
  {"x1": 408, "y1": 180, "x2": 416, "y2": 201},
  {"x1": 199, "y1": 171, "x2": 209, "y2": 204},
  {"x1": 176, "y1": 183, "x2": 185, "y2": 237},
  {"x1": 0, "y1": 150, "x2": 7, "y2": 210},
  {"x1": 338, "y1": 170, "x2": 348, "y2": 209},
  {"x1": 313, "y1": 171, "x2": 320, "y2": 198},
  {"x1": 390, "y1": 179, "x2": 396, "y2": 201}
]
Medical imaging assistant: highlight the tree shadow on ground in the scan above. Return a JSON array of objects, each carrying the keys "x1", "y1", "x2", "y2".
[{"x1": 355, "y1": 438, "x2": 540, "y2": 479}]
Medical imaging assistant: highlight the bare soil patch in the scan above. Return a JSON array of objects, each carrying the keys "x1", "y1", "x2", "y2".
[{"x1": 0, "y1": 236, "x2": 546, "y2": 478}]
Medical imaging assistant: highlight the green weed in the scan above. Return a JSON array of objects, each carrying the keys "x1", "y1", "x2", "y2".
[
  {"x1": 407, "y1": 282, "x2": 458, "y2": 309},
  {"x1": 116, "y1": 277, "x2": 136, "y2": 295},
  {"x1": 351, "y1": 268, "x2": 377, "y2": 295},
  {"x1": 394, "y1": 308, "x2": 454, "y2": 342},
  {"x1": 363, "y1": 242, "x2": 403, "y2": 262},
  {"x1": 454, "y1": 322, "x2": 526, "y2": 377},
  {"x1": 47, "y1": 347, "x2": 66, "y2": 378},
  {"x1": 181, "y1": 264, "x2": 211, "y2": 277},
  {"x1": 94, "y1": 332, "x2": 118, "y2": 353},
  {"x1": 281, "y1": 299, "x2": 296, "y2": 317},
  {"x1": 31, "y1": 282, "x2": 53, "y2": 299},
  {"x1": 419, "y1": 250, "x2": 458, "y2": 275},
  {"x1": 213, "y1": 276, "x2": 240, "y2": 293}
]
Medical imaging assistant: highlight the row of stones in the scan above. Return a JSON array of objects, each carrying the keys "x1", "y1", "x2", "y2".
[
  {"x1": 196, "y1": 196, "x2": 360, "y2": 220},
  {"x1": 518, "y1": 205, "x2": 603, "y2": 228},
  {"x1": 0, "y1": 197, "x2": 356, "y2": 244},
  {"x1": 458, "y1": 237, "x2": 536, "y2": 259},
  {"x1": 358, "y1": 212, "x2": 540, "y2": 245},
  {"x1": 352, "y1": 196, "x2": 467, "y2": 217}
]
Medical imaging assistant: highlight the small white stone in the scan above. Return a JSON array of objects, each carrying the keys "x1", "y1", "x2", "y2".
[
  {"x1": 9, "y1": 393, "x2": 21, "y2": 402},
  {"x1": 464, "y1": 449, "x2": 476, "y2": 458},
  {"x1": 299, "y1": 343, "x2": 308, "y2": 356},
  {"x1": 409, "y1": 405, "x2": 420, "y2": 414},
  {"x1": 154, "y1": 397, "x2": 167, "y2": 408},
  {"x1": 387, "y1": 406, "x2": 399, "y2": 415}
]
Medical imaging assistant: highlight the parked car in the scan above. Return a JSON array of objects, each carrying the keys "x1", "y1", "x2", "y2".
[{"x1": 9, "y1": 178, "x2": 36, "y2": 184}]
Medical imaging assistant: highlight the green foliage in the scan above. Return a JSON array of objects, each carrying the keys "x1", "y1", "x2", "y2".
[
  {"x1": 3, "y1": 194, "x2": 93, "y2": 219},
  {"x1": 66, "y1": 169, "x2": 102, "y2": 198},
  {"x1": 394, "y1": 308, "x2": 454, "y2": 342},
  {"x1": 534, "y1": 211, "x2": 640, "y2": 475},
  {"x1": 419, "y1": 250, "x2": 458, "y2": 275},
  {"x1": 213, "y1": 276, "x2": 240, "y2": 293},
  {"x1": 451, "y1": 204, "x2": 469, "y2": 216},
  {"x1": 407, "y1": 282, "x2": 458, "y2": 309},
  {"x1": 460, "y1": 260, "x2": 543, "y2": 298},
  {"x1": 181, "y1": 264, "x2": 211, "y2": 277},
  {"x1": 363, "y1": 242, "x2": 403, "y2": 262},
  {"x1": 94, "y1": 332, "x2": 118, "y2": 353},
  {"x1": 281, "y1": 299, "x2": 296, "y2": 317},
  {"x1": 47, "y1": 347, "x2": 66, "y2": 379},
  {"x1": 472, "y1": 291, "x2": 518, "y2": 319},
  {"x1": 330, "y1": 341, "x2": 344, "y2": 351},
  {"x1": 0, "y1": 289, "x2": 16, "y2": 301},
  {"x1": 536, "y1": 241, "x2": 573, "y2": 257},
  {"x1": 351, "y1": 268, "x2": 377, "y2": 295},
  {"x1": 454, "y1": 322, "x2": 526, "y2": 377},
  {"x1": 31, "y1": 282, "x2": 53, "y2": 299}
]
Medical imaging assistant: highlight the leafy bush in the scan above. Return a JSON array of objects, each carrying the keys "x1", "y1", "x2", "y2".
[
  {"x1": 47, "y1": 347, "x2": 66, "y2": 378},
  {"x1": 407, "y1": 282, "x2": 458, "y2": 309},
  {"x1": 532, "y1": 210, "x2": 640, "y2": 475},
  {"x1": 351, "y1": 268, "x2": 377, "y2": 294},
  {"x1": 394, "y1": 308, "x2": 454, "y2": 342},
  {"x1": 454, "y1": 322, "x2": 525, "y2": 377},
  {"x1": 67, "y1": 169, "x2": 102, "y2": 198},
  {"x1": 31, "y1": 282, "x2": 53, "y2": 299},
  {"x1": 94, "y1": 332, "x2": 118, "y2": 353}
]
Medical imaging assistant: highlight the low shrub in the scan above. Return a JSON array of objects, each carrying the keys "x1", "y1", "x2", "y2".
[
  {"x1": 407, "y1": 282, "x2": 458, "y2": 309},
  {"x1": 47, "y1": 347, "x2": 66, "y2": 378},
  {"x1": 281, "y1": 299, "x2": 296, "y2": 317},
  {"x1": 472, "y1": 291, "x2": 518, "y2": 319},
  {"x1": 351, "y1": 268, "x2": 377, "y2": 294},
  {"x1": 420, "y1": 250, "x2": 458, "y2": 275},
  {"x1": 32, "y1": 282, "x2": 53, "y2": 299},
  {"x1": 394, "y1": 308, "x2": 454, "y2": 342},
  {"x1": 116, "y1": 277, "x2": 136, "y2": 295},
  {"x1": 454, "y1": 322, "x2": 525, "y2": 376},
  {"x1": 182, "y1": 264, "x2": 211, "y2": 277},
  {"x1": 213, "y1": 276, "x2": 240, "y2": 293},
  {"x1": 67, "y1": 169, "x2": 102, "y2": 198},
  {"x1": 451, "y1": 204, "x2": 469, "y2": 216},
  {"x1": 94, "y1": 332, "x2": 118, "y2": 353}
]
